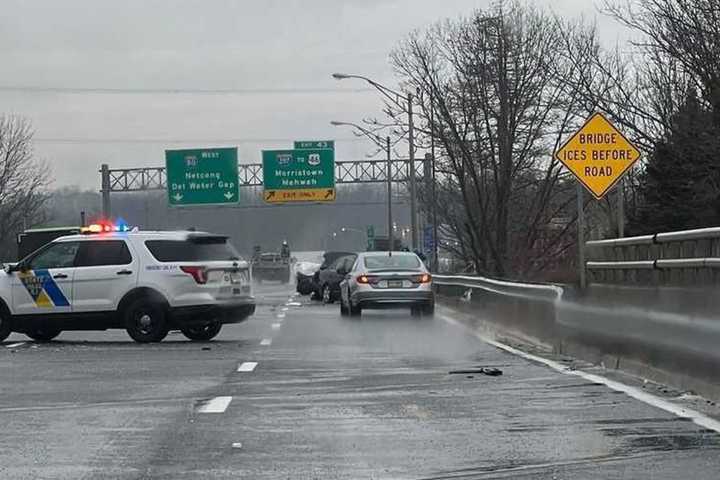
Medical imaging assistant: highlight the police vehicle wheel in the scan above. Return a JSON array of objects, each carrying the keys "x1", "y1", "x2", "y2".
[
  {"x1": 0, "y1": 307, "x2": 12, "y2": 342},
  {"x1": 181, "y1": 321, "x2": 222, "y2": 341},
  {"x1": 349, "y1": 302, "x2": 362, "y2": 317},
  {"x1": 26, "y1": 328, "x2": 61, "y2": 342},
  {"x1": 339, "y1": 297, "x2": 349, "y2": 316},
  {"x1": 125, "y1": 299, "x2": 169, "y2": 343}
]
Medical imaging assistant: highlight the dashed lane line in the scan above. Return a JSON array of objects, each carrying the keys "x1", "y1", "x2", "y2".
[
  {"x1": 260, "y1": 339, "x2": 272, "y2": 346},
  {"x1": 196, "y1": 396, "x2": 232, "y2": 414},
  {"x1": 237, "y1": 361, "x2": 258, "y2": 372},
  {"x1": 271, "y1": 323, "x2": 282, "y2": 330},
  {"x1": 439, "y1": 313, "x2": 720, "y2": 435}
]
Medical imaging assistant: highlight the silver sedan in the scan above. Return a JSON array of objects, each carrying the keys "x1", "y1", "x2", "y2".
[{"x1": 338, "y1": 252, "x2": 434, "y2": 317}]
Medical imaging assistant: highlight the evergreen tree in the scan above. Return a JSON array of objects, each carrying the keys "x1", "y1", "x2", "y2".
[{"x1": 632, "y1": 94, "x2": 720, "y2": 233}]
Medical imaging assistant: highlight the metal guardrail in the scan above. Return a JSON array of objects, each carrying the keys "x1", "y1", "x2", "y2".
[
  {"x1": 433, "y1": 274, "x2": 563, "y2": 301},
  {"x1": 586, "y1": 227, "x2": 720, "y2": 249}
]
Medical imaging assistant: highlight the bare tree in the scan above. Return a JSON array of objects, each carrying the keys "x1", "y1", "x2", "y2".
[
  {"x1": 388, "y1": 1, "x2": 593, "y2": 278},
  {"x1": 0, "y1": 116, "x2": 51, "y2": 260}
]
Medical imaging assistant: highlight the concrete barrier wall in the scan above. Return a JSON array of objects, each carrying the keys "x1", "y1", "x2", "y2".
[{"x1": 435, "y1": 276, "x2": 720, "y2": 399}]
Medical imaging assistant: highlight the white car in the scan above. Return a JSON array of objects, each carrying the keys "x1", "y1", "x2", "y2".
[
  {"x1": 338, "y1": 251, "x2": 434, "y2": 317},
  {"x1": 0, "y1": 224, "x2": 255, "y2": 343}
]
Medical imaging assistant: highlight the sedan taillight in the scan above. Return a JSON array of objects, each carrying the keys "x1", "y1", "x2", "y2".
[
  {"x1": 181, "y1": 266, "x2": 208, "y2": 284},
  {"x1": 411, "y1": 273, "x2": 432, "y2": 284},
  {"x1": 356, "y1": 275, "x2": 379, "y2": 284}
]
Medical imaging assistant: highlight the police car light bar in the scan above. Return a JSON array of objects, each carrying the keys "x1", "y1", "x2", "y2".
[{"x1": 80, "y1": 222, "x2": 133, "y2": 234}]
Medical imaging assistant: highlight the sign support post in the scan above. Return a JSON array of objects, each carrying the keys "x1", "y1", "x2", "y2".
[
  {"x1": 617, "y1": 180, "x2": 625, "y2": 238},
  {"x1": 577, "y1": 183, "x2": 587, "y2": 289}
]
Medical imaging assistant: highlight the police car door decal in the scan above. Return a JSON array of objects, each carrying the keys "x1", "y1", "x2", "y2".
[{"x1": 18, "y1": 269, "x2": 70, "y2": 307}]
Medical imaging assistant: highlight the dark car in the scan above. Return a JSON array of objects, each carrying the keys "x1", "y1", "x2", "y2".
[
  {"x1": 312, "y1": 251, "x2": 355, "y2": 299},
  {"x1": 316, "y1": 254, "x2": 357, "y2": 304}
]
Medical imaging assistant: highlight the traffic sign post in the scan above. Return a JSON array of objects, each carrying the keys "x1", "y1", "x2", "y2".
[
  {"x1": 165, "y1": 148, "x2": 239, "y2": 206},
  {"x1": 556, "y1": 112, "x2": 641, "y2": 288},
  {"x1": 262, "y1": 149, "x2": 335, "y2": 203}
]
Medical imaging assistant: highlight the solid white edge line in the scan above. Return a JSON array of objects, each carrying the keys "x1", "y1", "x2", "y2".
[
  {"x1": 5, "y1": 342, "x2": 25, "y2": 349},
  {"x1": 260, "y1": 338, "x2": 272, "y2": 346},
  {"x1": 197, "y1": 396, "x2": 232, "y2": 413},
  {"x1": 439, "y1": 313, "x2": 720, "y2": 434},
  {"x1": 237, "y1": 361, "x2": 258, "y2": 372}
]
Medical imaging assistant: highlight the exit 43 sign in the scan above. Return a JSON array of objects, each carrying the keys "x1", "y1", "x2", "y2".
[{"x1": 555, "y1": 113, "x2": 641, "y2": 199}]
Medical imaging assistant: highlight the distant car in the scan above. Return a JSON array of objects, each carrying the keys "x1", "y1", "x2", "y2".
[
  {"x1": 295, "y1": 261, "x2": 321, "y2": 295},
  {"x1": 339, "y1": 251, "x2": 434, "y2": 317},
  {"x1": 316, "y1": 254, "x2": 357, "y2": 304},
  {"x1": 312, "y1": 251, "x2": 355, "y2": 299}
]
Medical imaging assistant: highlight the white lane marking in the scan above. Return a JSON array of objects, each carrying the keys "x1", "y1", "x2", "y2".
[
  {"x1": 5, "y1": 342, "x2": 25, "y2": 349},
  {"x1": 277, "y1": 313, "x2": 286, "y2": 319},
  {"x1": 271, "y1": 323, "x2": 281, "y2": 330},
  {"x1": 196, "y1": 396, "x2": 232, "y2": 413},
  {"x1": 287, "y1": 302, "x2": 302, "y2": 306},
  {"x1": 232, "y1": 442, "x2": 243, "y2": 449},
  {"x1": 439, "y1": 313, "x2": 720, "y2": 434},
  {"x1": 237, "y1": 361, "x2": 258, "y2": 372},
  {"x1": 281, "y1": 307, "x2": 289, "y2": 312},
  {"x1": 260, "y1": 338, "x2": 272, "y2": 346}
]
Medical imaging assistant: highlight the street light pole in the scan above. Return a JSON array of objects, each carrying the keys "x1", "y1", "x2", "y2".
[
  {"x1": 332, "y1": 73, "x2": 417, "y2": 250},
  {"x1": 387, "y1": 136, "x2": 393, "y2": 253}
]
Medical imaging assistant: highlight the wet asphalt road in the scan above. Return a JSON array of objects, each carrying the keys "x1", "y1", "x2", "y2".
[{"x1": 2, "y1": 283, "x2": 720, "y2": 479}]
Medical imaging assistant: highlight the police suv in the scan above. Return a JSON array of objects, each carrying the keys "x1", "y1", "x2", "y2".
[{"x1": 0, "y1": 224, "x2": 255, "y2": 343}]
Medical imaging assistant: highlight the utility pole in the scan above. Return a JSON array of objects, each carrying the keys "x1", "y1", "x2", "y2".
[
  {"x1": 430, "y1": 96, "x2": 439, "y2": 272},
  {"x1": 408, "y1": 93, "x2": 418, "y2": 250},
  {"x1": 387, "y1": 136, "x2": 393, "y2": 252}
]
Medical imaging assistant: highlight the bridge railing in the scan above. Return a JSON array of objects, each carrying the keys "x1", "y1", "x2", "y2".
[{"x1": 585, "y1": 227, "x2": 720, "y2": 286}]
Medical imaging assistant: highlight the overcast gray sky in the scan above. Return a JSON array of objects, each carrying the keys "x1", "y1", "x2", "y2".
[{"x1": 0, "y1": 0, "x2": 626, "y2": 189}]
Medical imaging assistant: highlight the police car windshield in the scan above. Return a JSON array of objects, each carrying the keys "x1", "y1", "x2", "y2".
[{"x1": 145, "y1": 239, "x2": 240, "y2": 262}]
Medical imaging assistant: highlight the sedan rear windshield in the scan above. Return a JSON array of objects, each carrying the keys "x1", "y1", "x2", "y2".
[
  {"x1": 364, "y1": 254, "x2": 421, "y2": 270},
  {"x1": 145, "y1": 239, "x2": 240, "y2": 262}
]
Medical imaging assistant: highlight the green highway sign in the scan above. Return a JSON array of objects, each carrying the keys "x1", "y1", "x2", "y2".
[
  {"x1": 165, "y1": 147, "x2": 239, "y2": 206},
  {"x1": 262, "y1": 148, "x2": 335, "y2": 203},
  {"x1": 294, "y1": 140, "x2": 334, "y2": 150}
]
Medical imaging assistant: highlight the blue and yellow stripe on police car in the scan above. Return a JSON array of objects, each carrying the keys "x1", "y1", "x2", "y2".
[{"x1": 19, "y1": 270, "x2": 70, "y2": 307}]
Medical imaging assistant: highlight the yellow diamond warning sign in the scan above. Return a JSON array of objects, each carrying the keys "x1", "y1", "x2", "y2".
[{"x1": 555, "y1": 112, "x2": 641, "y2": 199}]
